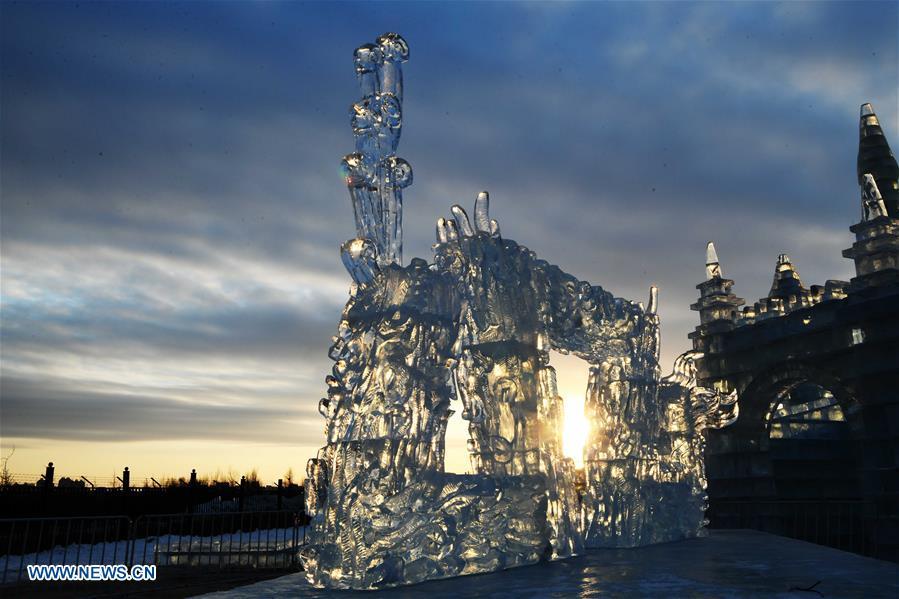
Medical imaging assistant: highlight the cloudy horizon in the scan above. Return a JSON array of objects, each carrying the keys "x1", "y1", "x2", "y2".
[{"x1": 1, "y1": 1, "x2": 897, "y2": 482}]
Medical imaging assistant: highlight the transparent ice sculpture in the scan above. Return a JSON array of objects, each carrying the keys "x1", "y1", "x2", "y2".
[{"x1": 301, "y1": 33, "x2": 737, "y2": 589}]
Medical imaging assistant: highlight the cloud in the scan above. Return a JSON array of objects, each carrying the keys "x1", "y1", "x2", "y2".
[
  {"x1": 0, "y1": 0, "x2": 896, "y2": 457},
  {"x1": 0, "y1": 376, "x2": 316, "y2": 443}
]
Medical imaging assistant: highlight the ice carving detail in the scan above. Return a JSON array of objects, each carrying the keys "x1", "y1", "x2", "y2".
[
  {"x1": 861, "y1": 173, "x2": 888, "y2": 221},
  {"x1": 343, "y1": 33, "x2": 410, "y2": 267}
]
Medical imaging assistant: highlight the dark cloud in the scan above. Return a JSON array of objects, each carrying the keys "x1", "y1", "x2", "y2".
[
  {"x1": 2, "y1": 295, "x2": 337, "y2": 363},
  {"x1": 1, "y1": 1, "x2": 896, "y2": 448},
  {"x1": 0, "y1": 376, "x2": 315, "y2": 443}
]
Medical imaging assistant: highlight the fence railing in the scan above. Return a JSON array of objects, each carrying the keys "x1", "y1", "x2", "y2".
[
  {"x1": 0, "y1": 511, "x2": 306, "y2": 585},
  {"x1": 707, "y1": 499, "x2": 873, "y2": 556},
  {"x1": 131, "y1": 511, "x2": 304, "y2": 568},
  {"x1": 1, "y1": 482, "x2": 305, "y2": 519}
]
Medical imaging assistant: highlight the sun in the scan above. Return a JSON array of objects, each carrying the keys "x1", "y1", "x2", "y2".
[{"x1": 562, "y1": 394, "x2": 589, "y2": 468}]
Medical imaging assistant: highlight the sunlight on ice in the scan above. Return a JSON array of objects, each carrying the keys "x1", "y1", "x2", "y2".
[{"x1": 563, "y1": 395, "x2": 588, "y2": 469}]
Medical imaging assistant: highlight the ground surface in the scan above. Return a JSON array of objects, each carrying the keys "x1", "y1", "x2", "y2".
[{"x1": 198, "y1": 530, "x2": 899, "y2": 598}]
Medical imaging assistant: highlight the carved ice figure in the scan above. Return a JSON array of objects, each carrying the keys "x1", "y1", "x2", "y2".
[
  {"x1": 301, "y1": 33, "x2": 737, "y2": 589},
  {"x1": 861, "y1": 173, "x2": 888, "y2": 221}
]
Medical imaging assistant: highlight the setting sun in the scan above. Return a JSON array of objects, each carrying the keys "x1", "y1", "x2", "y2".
[{"x1": 562, "y1": 394, "x2": 589, "y2": 468}]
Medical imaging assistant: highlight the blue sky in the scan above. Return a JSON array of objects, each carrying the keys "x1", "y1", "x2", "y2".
[{"x1": 1, "y1": 1, "x2": 897, "y2": 481}]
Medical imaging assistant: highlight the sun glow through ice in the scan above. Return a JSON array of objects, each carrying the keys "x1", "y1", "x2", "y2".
[{"x1": 563, "y1": 394, "x2": 588, "y2": 469}]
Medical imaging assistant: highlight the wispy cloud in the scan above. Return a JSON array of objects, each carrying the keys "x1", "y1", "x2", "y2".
[{"x1": 1, "y1": 1, "x2": 896, "y2": 477}]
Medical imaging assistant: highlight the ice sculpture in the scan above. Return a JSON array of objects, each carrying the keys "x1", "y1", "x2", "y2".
[{"x1": 301, "y1": 33, "x2": 737, "y2": 589}]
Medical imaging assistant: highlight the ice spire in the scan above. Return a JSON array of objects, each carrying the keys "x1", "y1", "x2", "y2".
[
  {"x1": 845, "y1": 109, "x2": 899, "y2": 289},
  {"x1": 342, "y1": 33, "x2": 412, "y2": 268},
  {"x1": 861, "y1": 173, "x2": 889, "y2": 221},
  {"x1": 705, "y1": 241, "x2": 722, "y2": 279},
  {"x1": 858, "y1": 103, "x2": 898, "y2": 218},
  {"x1": 647, "y1": 285, "x2": 658, "y2": 314}
]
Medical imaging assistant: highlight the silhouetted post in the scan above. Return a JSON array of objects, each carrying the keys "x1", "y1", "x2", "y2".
[
  {"x1": 44, "y1": 462, "x2": 55, "y2": 488},
  {"x1": 277, "y1": 478, "x2": 283, "y2": 510},
  {"x1": 122, "y1": 467, "x2": 130, "y2": 491},
  {"x1": 39, "y1": 461, "x2": 55, "y2": 514},
  {"x1": 239, "y1": 476, "x2": 246, "y2": 512},
  {"x1": 188, "y1": 469, "x2": 198, "y2": 513}
]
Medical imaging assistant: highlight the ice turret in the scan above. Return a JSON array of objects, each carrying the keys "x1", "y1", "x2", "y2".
[
  {"x1": 843, "y1": 106, "x2": 899, "y2": 291},
  {"x1": 689, "y1": 242, "x2": 744, "y2": 355},
  {"x1": 752, "y1": 253, "x2": 810, "y2": 315},
  {"x1": 843, "y1": 173, "x2": 899, "y2": 290},
  {"x1": 768, "y1": 254, "x2": 806, "y2": 300},
  {"x1": 858, "y1": 103, "x2": 899, "y2": 218}
]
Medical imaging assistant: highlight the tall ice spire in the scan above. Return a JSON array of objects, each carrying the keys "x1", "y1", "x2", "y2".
[
  {"x1": 843, "y1": 105, "x2": 899, "y2": 291},
  {"x1": 858, "y1": 103, "x2": 899, "y2": 218},
  {"x1": 341, "y1": 33, "x2": 412, "y2": 268}
]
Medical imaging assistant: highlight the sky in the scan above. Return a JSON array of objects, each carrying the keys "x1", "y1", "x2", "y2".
[{"x1": 1, "y1": 1, "x2": 897, "y2": 484}]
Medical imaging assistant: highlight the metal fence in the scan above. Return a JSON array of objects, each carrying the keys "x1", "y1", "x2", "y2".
[
  {"x1": 0, "y1": 511, "x2": 306, "y2": 584},
  {"x1": 131, "y1": 511, "x2": 304, "y2": 568},
  {"x1": 708, "y1": 499, "x2": 873, "y2": 556}
]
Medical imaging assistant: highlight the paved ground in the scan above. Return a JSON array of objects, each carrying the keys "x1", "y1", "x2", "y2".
[{"x1": 199, "y1": 530, "x2": 899, "y2": 598}]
